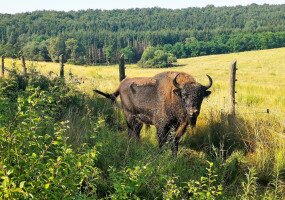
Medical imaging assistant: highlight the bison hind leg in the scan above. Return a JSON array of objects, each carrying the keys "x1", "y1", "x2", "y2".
[{"x1": 126, "y1": 115, "x2": 143, "y2": 140}]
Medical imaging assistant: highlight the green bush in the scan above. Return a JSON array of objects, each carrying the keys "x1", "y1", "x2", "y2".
[
  {"x1": 163, "y1": 162, "x2": 223, "y2": 200},
  {"x1": 109, "y1": 165, "x2": 152, "y2": 199},
  {"x1": 106, "y1": 161, "x2": 223, "y2": 200},
  {"x1": 0, "y1": 75, "x2": 99, "y2": 199},
  {"x1": 138, "y1": 47, "x2": 177, "y2": 68}
]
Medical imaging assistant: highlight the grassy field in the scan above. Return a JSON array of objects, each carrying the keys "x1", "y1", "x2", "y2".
[
  {"x1": 6, "y1": 47, "x2": 285, "y2": 113},
  {"x1": 5, "y1": 47, "x2": 285, "y2": 143},
  {"x1": 3, "y1": 47, "x2": 285, "y2": 199}
]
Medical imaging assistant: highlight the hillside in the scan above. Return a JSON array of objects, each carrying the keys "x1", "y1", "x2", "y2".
[{"x1": 1, "y1": 4, "x2": 285, "y2": 64}]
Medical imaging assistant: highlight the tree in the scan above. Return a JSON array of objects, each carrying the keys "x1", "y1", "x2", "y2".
[
  {"x1": 22, "y1": 40, "x2": 49, "y2": 61},
  {"x1": 138, "y1": 47, "x2": 177, "y2": 68},
  {"x1": 47, "y1": 37, "x2": 65, "y2": 62},
  {"x1": 120, "y1": 47, "x2": 136, "y2": 63},
  {"x1": 105, "y1": 45, "x2": 116, "y2": 64},
  {"x1": 65, "y1": 38, "x2": 81, "y2": 64}
]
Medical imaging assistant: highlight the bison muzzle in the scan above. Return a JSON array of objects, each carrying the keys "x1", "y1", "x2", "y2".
[{"x1": 94, "y1": 71, "x2": 212, "y2": 156}]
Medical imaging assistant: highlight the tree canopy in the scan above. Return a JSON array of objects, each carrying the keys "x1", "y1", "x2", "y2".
[
  {"x1": 0, "y1": 4, "x2": 285, "y2": 64},
  {"x1": 138, "y1": 47, "x2": 177, "y2": 68}
]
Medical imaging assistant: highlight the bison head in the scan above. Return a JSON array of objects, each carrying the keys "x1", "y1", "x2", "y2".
[{"x1": 173, "y1": 74, "x2": 212, "y2": 127}]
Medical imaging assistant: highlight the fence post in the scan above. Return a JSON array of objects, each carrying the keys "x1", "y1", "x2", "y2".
[
  {"x1": 1, "y1": 55, "x2": 4, "y2": 77},
  {"x1": 60, "y1": 54, "x2": 64, "y2": 78},
  {"x1": 21, "y1": 56, "x2": 27, "y2": 76},
  {"x1": 229, "y1": 60, "x2": 237, "y2": 117},
  {"x1": 119, "y1": 54, "x2": 125, "y2": 81}
]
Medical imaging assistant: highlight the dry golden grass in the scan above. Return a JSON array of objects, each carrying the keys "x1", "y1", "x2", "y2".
[{"x1": 6, "y1": 47, "x2": 285, "y2": 114}]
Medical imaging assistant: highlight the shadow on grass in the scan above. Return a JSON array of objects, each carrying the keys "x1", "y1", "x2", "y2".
[
  {"x1": 183, "y1": 112, "x2": 250, "y2": 159},
  {"x1": 171, "y1": 63, "x2": 187, "y2": 68}
]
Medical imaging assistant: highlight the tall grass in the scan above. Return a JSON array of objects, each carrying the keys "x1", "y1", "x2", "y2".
[{"x1": 2, "y1": 47, "x2": 285, "y2": 198}]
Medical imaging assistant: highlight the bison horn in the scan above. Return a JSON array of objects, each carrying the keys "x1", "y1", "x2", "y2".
[
  {"x1": 173, "y1": 74, "x2": 182, "y2": 89},
  {"x1": 203, "y1": 75, "x2": 213, "y2": 90}
]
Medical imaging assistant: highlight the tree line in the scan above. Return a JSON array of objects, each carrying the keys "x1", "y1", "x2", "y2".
[{"x1": 0, "y1": 4, "x2": 285, "y2": 64}]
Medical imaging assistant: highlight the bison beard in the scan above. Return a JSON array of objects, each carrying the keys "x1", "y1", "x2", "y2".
[{"x1": 94, "y1": 71, "x2": 212, "y2": 157}]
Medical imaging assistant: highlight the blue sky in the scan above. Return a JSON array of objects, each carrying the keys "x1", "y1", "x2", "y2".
[{"x1": 1, "y1": 0, "x2": 284, "y2": 14}]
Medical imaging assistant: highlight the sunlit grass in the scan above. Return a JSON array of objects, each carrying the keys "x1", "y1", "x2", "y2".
[
  {"x1": 5, "y1": 48, "x2": 285, "y2": 140},
  {"x1": 6, "y1": 48, "x2": 285, "y2": 144},
  {"x1": 6, "y1": 48, "x2": 285, "y2": 112},
  {"x1": 5, "y1": 47, "x2": 285, "y2": 113},
  {"x1": 4, "y1": 48, "x2": 285, "y2": 191}
]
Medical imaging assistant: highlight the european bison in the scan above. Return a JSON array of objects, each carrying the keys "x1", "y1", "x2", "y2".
[{"x1": 94, "y1": 71, "x2": 212, "y2": 156}]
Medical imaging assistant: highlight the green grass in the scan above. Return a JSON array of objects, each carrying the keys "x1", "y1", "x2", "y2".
[{"x1": 3, "y1": 47, "x2": 285, "y2": 199}]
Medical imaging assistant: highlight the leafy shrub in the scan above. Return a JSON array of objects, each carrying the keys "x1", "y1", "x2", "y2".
[
  {"x1": 0, "y1": 74, "x2": 26, "y2": 102},
  {"x1": 220, "y1": 151, "x2": 247, "y2": 186},
  {"x1": 107, "y1": 161, "x2": 222, "y2": 200},
  {"x1": 240, "y1": 168, "x2": 258, "y2": 200},
  {"x1": 0, "y1": 78, "x2": 99, "y2": 199},
  {"x1": 163, "y1": 177, "x2": 182, "y2": 200},
  {"x1": 0, "y1": 76, "x2": 22, "y2": 127},
  {"x1": 138, "y1": 46, "x2": 177, "y2": 68},
  {"x1": 186, "y1": 162, "x2": 223, "y2": 200},
  {"x1": 109, "y1": 165, "x2": 151, "y2": 199},
  {"x1": 120, "y1": 46, "x2": 136, "y2": 63},
  {"x1": 163, "y1": 161, "x2": 223, "y2": 200}
]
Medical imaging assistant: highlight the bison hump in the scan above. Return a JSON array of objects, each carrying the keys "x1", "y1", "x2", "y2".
[
  {"x1": 172, "y1": 72, "x2": 196, "y2": 85},
  {"x1": 129, "y1": 78, "x2": 157, "y2": 94},
  {"x1": 154, "y1": 71, "x2": 196, "y2": 85},
  {"x1": 131, "y1": 78, "x2": 157, "y2": 87}
]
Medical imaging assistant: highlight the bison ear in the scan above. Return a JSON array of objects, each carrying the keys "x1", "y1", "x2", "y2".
[
  {"x1": 204, "y1": 91, "x2": 211, "y2": 98},
  {"x1": 173, "y1": 88, "x2": 182, "y2": 97}
]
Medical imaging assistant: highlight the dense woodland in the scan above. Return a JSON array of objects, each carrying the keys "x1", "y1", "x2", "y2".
[{"x1": 1, "y1": 4, "x2": 285, "y2": 64}]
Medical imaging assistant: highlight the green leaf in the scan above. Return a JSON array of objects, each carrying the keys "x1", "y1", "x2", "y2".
[
  {"x1": 20, "y1": 181, "x2": 25, "y2": 188},
  {"x1": 45, "y1": 183, "x2": 50, "y2": 189}
]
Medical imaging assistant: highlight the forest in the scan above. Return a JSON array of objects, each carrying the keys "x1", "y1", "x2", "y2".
[{"x1": 1, "y1": 4, "x2": 285, "y2": 64}]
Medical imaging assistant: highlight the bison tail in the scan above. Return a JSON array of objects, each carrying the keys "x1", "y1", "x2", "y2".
[{"x1": 94, "y1": 89, "x2": 119, "y2": 103}]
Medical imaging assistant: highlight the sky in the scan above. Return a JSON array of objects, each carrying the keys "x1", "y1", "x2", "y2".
[{"x1": 0, "y1": 0, "x2": 284, "y2": 14}]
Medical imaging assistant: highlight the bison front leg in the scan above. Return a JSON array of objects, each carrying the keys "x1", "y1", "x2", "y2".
[
  {"x1": 156, "y1": 125, "x2": 170, "y2": 149},
  {"x1": 172, "y1": 122, "x2": 188, "y2": 157}
]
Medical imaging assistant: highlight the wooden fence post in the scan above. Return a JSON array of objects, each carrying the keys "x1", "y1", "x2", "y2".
[
  {"x1": 229, "y1": 60, "x2": 237, "y2": 116},
  {"x1": 21, "y1": 56, "x2": 27, "y2": 76},
  {"x1": 60, "y1": 54, "x2": 64, "y2": 78},
  {"x1": 1, "y1": 55, "x2": 4, "y2": 77},
  {"x1": 119, "y1": 54, "x2": 125, "y2": 81}
]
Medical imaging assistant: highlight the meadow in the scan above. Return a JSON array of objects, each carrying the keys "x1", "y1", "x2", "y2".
[
  {"x1": 1, "y1": 47, "x2": 285, "y2": 199},
  {"x1": 6, "y1": 47, "x2": 285, "y2": 111}
]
